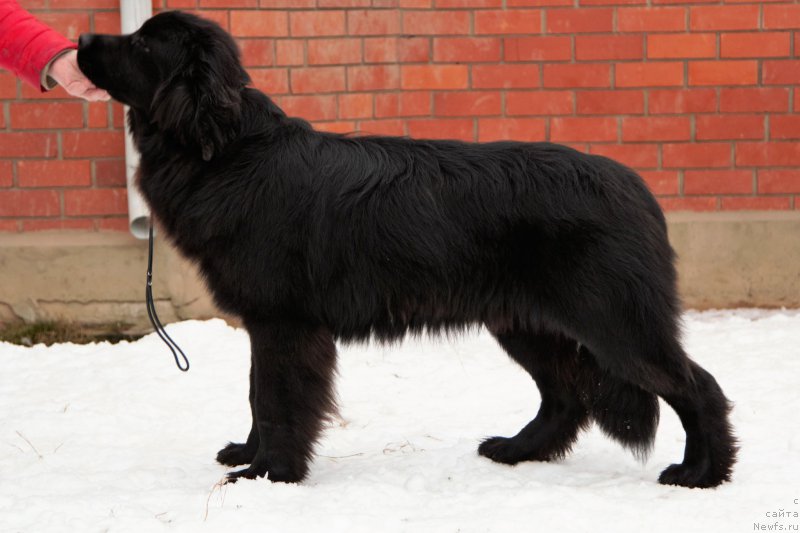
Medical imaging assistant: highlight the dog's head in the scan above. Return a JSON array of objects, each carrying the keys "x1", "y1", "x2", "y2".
[{"x1": 78, "y1": 11, "x2": 250, "y2": 160}]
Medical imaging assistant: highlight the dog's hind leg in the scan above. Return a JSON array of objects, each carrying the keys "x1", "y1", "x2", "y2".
[
  {"x1": 571, "y1": 304, "x2": 737, "y2": 488},
  {"x1": 225, "y1": 320, "x2": 337, "y2": 483},
  {"x1": 216, "y1": 354, "x2": 260, "y2": 467},
  {"x1": 479, "y1": 330, "x2": 591, "y2": 464}
]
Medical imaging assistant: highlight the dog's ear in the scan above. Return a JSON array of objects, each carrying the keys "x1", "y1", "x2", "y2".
[{"x1": 151, "y1": 41, "x2": 250, "y2": 161}]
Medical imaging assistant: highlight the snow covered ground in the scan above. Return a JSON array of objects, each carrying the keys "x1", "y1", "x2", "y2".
[{"x1": 1, "y1": 310, "x2": 799, "y2": 532}]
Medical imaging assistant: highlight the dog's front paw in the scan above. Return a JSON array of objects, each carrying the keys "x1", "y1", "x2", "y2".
[
  {"x1": 224, "y1": 457, "x2": 304, "y2": 484},
  {"x1": 658, "y1": 461, "x2": 729, "y2": 489},
  {"x1": 216, "y1": 441, "x2": 257, "y2": 467}
]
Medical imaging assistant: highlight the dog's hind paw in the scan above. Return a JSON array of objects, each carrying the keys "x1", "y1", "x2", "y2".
[
  {"x1": 658, "y1": 462, "x2": 730, "y2": 489},
  {"x1": 216, "y1": 442, "x2": 257, "y2": 467}
]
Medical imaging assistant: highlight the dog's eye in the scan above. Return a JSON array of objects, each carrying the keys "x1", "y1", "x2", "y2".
[{"x1": 133, "y1": 37, "x2": 150, "y2": 53}]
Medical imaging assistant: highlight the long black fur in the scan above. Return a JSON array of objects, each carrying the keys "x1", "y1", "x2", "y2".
[{"x1": 77, "y1": 11, "x2": 737, "y2": 487}]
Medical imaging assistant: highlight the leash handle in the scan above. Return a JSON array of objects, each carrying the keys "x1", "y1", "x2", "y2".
[{"x1": 146, "y1": 224, "x2": 190, "y2": 372}]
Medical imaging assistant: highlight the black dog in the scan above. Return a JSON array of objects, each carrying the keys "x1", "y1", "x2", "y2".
[{"x1": 77, "y1": 11, "x2": 736, "y2": 488}]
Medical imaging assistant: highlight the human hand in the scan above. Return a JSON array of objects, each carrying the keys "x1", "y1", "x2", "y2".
[{"x1": 49, "y1": 49, "x2": 110, "y2": 102}]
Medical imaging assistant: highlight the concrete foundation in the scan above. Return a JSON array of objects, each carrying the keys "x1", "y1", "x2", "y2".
[{"x1": 1, "y1": 211, "x2": 798, "y2": 329}]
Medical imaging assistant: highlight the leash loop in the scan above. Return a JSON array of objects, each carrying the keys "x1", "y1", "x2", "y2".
[{"x1": 146, "y1": 224, "x2": 190, "y2": 372}]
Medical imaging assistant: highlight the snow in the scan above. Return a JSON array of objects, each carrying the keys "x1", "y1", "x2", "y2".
[{"x1": 1, "y1": 310, "x2": 799, "y2": 532}]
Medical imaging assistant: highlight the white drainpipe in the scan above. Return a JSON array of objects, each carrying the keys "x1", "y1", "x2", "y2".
[{"x1": 120, "y1": 0, "x2": 152, "y2": 239}]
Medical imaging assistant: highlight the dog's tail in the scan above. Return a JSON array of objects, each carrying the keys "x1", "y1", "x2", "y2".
[{"x1": 576, "y1": 346, "x2": 660, "y2": 461}]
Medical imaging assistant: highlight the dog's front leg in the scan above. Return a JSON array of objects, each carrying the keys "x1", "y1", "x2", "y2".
[
  {"x1": 225, "y1": 320, "x2": 337, "y2": 483},
  {"x1": 216, "y1": 353, "x2": 260, "y2": 467}
]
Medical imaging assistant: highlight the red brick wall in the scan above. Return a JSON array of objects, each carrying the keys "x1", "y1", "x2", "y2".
[{"x1": 2, "y1": 0, "x2": 799, "y2": 233}]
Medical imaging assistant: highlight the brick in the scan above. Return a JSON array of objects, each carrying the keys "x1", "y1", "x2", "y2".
[
  {"x1": 475, "y1": 10, "x2": 541, "y2": 35},
  {"x1": 659, "y1": 197, "x2": 718, "y2": 212},
  {"x1": 62, "y1": 131, "x2": 125, "y2": 158},
  {"x1": 308, "y1": 39, "x2": 361, "y2": 65},
  {"x1": 348, "y1": 65, "x2": 400, "y2": 91},
  {"x1": 239, "y1": 39, "x2": 275, "y2": 67},
  {"x1": 720, "y1": 88, "x2": 789, "y2": 113},
  {"x1": 0, "y1": 221, "x2": 18, "y2": 232},
  {"x1": 622, "y1": 117, "x2": 690, "y2": 142},
  {"x1": 23, "y1": 219, "x2": 95, "y2": 232},
  {"x1": 763, "y1": 61, "x2": 800, "y2": 85},
  {"x1": 689, "y1": 61, "x2": 758, "y2": 86},
  {"x1": 64, "y1": 188, "x2": 127, "y2": 216},
  {"x1": 0, "y1": 162, "x2": 12, "y2": 188},
  {"x1": 0, "y1": 133, "x2": 58, "y2": 157},
  {"x1": 0, "y1": 190, "x2": 60, "y2": 217},
  {"x1": 10, "y1": 102, "x2": 84, "y2": 129},
  {"x1": 275, "y1": 41, "x2": 304, "y2": 67},
  {"x1": 375, "y1": 92, "x2": 431, "y2": 118},
  {"x1": 249, "y1": 69, "x2": 290, "y2": 95},
  {"x1": 191, "y1": 10, "x2": 230, "y2": 31},
  {"x1": 721, "y1": 32, "x2": 790, "y2": 59},
  {"x1": 18, "y1": 160, "x2": 92, "y2": 187},
  {"x1": 36, "y1": 12, "x2": 90, "y2": 40},
  {"x1": 689, "y1": 5, "x2": 759, "y2": 31},
  {"x1": 167, "y1": 0, "x2": 198, "y2": 7},
  {"x1": 684, "y1": 170, "x2": 753, "y2": 195},
  {"x1": 721, "y1": 196, "x2": 791, "y2": 211},
  {"x1": 88, "y1": 102, "x2": 108, "y2": 128},
  {"x1": 575, "y1": 35, "x2": 643, "y2": 60},
  {"x1": 93, "y1": 11, "x2": 120, "y2": 34},
  {"x1": 401, "y1": 65, "x2": 468, "y2": 90},
  {"x1": 434, "y1": 38, "x2": 501, "y2": 63},
  {"x1": 478, "y1": 118, "x2": 546, "y2": 142},
  {"x1": 736, "y1": 142, "x2": 800, "y2": 167},
  {"x1": 504, "y1": 36, "x2": 571, "y2": 61},
  {"x1": 20, "y1": 83, "x2": 70, "y2": 100},
  {"x1": 260, "y1": 0, "x2": 315, "y2": 5},
  {"x1": 111, "y1": 104, "x2": 125, "y2": 129},
  {"x1": 473, "y1": 65, "x2": 540, "y2": 89},
  {"x1": 616, "y1": 62, "x2": 683, "y2": 87},
  {"x1": 763, "y1": 5, "x2": 800, "y2": 30},
  {"x1": 314, "y1": 122, "x2": 356, "y2": 134},
  {"x1": 590, "y1": 144, "x2": 659, "y2": 169},
  {"x1": 407, "y1": 119, "x2": 474, "y2": 141},
  {"x1": 617, "y1": 7, "x2": 685, "y2": 32},
  {"x1": 347, "y1": 9, "x2": 400, "y2": 36},
  {"x1": 506, "y1": 91, "x2": 573, "y2": 115},
  {"x1": 200, "y1": 0, "x2": 256, "y2": 6},
  {"x1": 543, "y1": 64, "x2": 610, "y2": 88},
  {"x1": 95, "y1": 159, "x2": 127, "y2": 187},
  {"x1": 647, "y1": 34, "x2": 716, "y2": 59},
  {"x1": 399, "y1": 0, "x2": 430, "y2": 5},
  {"x1": 96, "y1": 218, "x2": 130, "y2": 232},
  {"x1": 771, "y1": 116, "x2": 800, "y2": 140},
  {"x1": 547, "y1": 8, "x2": 612, "y2": 33},
  {"x1": 338, "y1": 94, "x2": 373, "y2": 120},
  {"x1": 364, "y1": 37, "x2": 429, "y2": 63},
  {"x1": 508, "y1": 0, "x2": 571, "y2": 5},
  {"x1": 278, "y1": 95, "x2": 337, "y2": 121},
  {"x1": 319, "y1": 0, "x2": 370, "y2": 6},
  {"x1": 434, "y1": 91, "x2": 501, "y2": 116},
  {"x1": 758, "y1": 170, "x2": 800, "y2": 194},
  {"x1": 289, "y1": 11, "x2": 345, "y2": 37},
  {"x1": 696, "y1": 115, "x2": 764, "y2": 141},
  {"x1": 358, "y1": 119, "x2": 405, "y2": 136},
  {"x1": 402, "y1": 11, "x2": 470, "y2": 34},
  {"x1": 577, "y1": 90, "x2": 644, "y2": 115},
  {"x1": 0, "y1": 72, "x2": 17, "y2": 98},
  {"x1": 662, "y1": 143, "x2": 731, "y2": 168},
  {"x1": 435, "y1": 0, "x2": 502, "y2": 6},
  {"x1": 551, "y1": 117, "x2": 617, "y2": 142},
  {"x1": 291, "y1": 67, "x2": 346, "y2": 94},
  {"x1": 580, "y1": 0, "x2": 645, "y2": 5},
  {"x1": 49, "y1": 0, "x2": 117, "y2": 8},
  {"x1": 231, "y1": 10, "x2": 288, "y2": 37},
  {"x1": 640, "y1": 170, "x2": 680, "y2": 194}
]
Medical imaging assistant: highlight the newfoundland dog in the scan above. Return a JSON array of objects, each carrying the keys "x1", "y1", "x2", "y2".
[{"x1": 77, "y1": 11, "x2": 736, "y2": 488}]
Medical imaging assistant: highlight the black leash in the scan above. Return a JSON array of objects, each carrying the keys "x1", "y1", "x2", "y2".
[{"x1": 146, "y1": 224, "x2": 190, "y2": 372}]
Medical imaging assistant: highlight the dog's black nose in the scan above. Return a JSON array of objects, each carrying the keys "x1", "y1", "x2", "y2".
[{"x1": 78, "y1": 33, "x2": 93, "y2": 49}]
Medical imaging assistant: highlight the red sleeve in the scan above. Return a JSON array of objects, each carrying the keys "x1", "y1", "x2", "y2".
[{"x1": 0, "y1": 0, "x2": 77, "y2": 90}]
